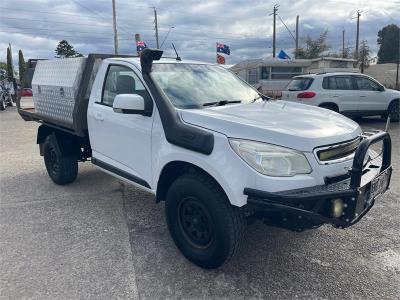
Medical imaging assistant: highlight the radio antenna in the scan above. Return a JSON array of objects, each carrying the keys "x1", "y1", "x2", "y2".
[{"x1": 172, "y1": 43, "x2": 181, "y2": 61}]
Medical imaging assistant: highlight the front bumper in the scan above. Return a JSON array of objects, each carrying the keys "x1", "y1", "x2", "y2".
[{"x1": 244, "y1": 131, "x2": 392, "y2": 231}]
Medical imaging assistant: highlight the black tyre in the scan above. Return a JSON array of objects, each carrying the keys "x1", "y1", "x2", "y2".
[
  {"x1": 6, "y1": 99, "x2": 13, "y2": 107},
  {"x1": 0, "y1": 99, "x2": 5, "y2": 111},
  {"x1": 165, "y1": 171, "x2": 246, "y2": 269},
  {"x1": 387, "y1": 101, "x2": 399, "y2": 122},
  {"x1": 43, "y1": 135, "x2": 78, "y2": 185},
  {"x1": 320, "y1": 103, "x2": 339, "y2": 112}
]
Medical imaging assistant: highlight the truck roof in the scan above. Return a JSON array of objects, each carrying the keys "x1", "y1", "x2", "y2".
[{"x1": 105, "y1": 57, "x2": 216, "y2": 69}]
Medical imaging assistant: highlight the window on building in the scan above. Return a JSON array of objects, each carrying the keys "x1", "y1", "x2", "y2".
[
  {"x1": 247, "y1": 68, "x2": 257, "y2": 84},
  {"x1": 270, "y1": 66, "x2": 303, "y2": 80},
  {"x1": 260, "y1": 67, "x2": 270, "y2": 79}
]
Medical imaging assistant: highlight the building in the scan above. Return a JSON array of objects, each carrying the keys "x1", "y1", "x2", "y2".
[{"x1": 230, "y1": 57, "x2": 358, "y2": 96}]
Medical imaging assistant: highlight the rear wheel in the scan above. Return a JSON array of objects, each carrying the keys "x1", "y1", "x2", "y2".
[
  {"x1": 319, "y1": 103, "x2": 339, "y2": 112},
  {"x1": 387, "y1": 101, "x2": 399, "y2": 122},
  {"x1": 43, "y1": 135, "x2": 78, "y2": 185},
  {"x1": 165, "y1": 171, "x2": 246, "y2": 269}
]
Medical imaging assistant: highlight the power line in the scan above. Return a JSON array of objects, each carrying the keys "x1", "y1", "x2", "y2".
[{"x1": 277, "y1": 14, "x2": 296, "y2": 42}]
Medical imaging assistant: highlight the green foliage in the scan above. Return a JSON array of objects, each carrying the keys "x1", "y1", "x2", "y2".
[
  {"x1": 326, "y1": 47, "x2": 352, "y2": 59},
  {"x1": 295, "y1": 31, "x2": 330, "y2": 59},
  {"x1": 377, "y1": 24, "x2": 400, "y2": 64},
  {"x1": 6, "y1": 47, "x2": 14, "y2": 80},
  {"x1": 18, "y1": 50, "x2": 26, "y2": 87},
  {"x1": 0, "y1": 62, "x2": 7, "y2": 80},
  {"x1": 55, "y1": 40, "x2": 83, "y2": 58}
]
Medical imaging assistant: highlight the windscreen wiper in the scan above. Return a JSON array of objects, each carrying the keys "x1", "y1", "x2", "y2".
[
  {"x1": 252, "y1": 94, "x2": 270, "y2": 102},
  {"x1": 203, "y1": 100, "x2": 242, "y2": 107}
]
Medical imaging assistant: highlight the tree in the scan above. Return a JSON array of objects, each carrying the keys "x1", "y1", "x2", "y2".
[
  {"x1": 6, "y1": 47, "x2": 14, "y2": 80},
  {"x1": 294, "y1": 31, "x2": 330, "y2": 59},
  {"x1": 357, "y1": 40, "x2": 371, "y2": 73},
  {"x1": 18, "y1": 50, "x2": 26, "y2": 88},
  {"x1": 326, "y1": 47, "x2": 352, "y2": 59},
  {"x1": 55, "y1": 40, "x2": 83, "y2": 58},
  {"x1": 377, "y1": 24, "x2": 400, "y2": 64}
]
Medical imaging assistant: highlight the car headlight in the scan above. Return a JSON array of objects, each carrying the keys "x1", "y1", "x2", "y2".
[{"x1": 229, "y1": 139, "x2": 312, "y2": 177}]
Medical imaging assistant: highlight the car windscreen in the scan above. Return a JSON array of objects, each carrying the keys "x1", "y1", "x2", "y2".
[
  {"x1": 286, "y1": 77, "x2": 314, "y2": 91},
  {"x1": 151, "y1": 63, "x2": 259, "y2": 109}
]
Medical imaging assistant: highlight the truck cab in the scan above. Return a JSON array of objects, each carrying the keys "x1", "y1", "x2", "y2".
[{"x1": 18, "y1": 50, "x2": 393, "y2": 269}]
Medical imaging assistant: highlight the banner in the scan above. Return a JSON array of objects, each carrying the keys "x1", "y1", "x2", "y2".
[
  {"x1": 216, "y1": 54, "x2": 226, "y2": 64},
  {"x1": 136, "y1": 41, "x2": 147, "y2": 55}
]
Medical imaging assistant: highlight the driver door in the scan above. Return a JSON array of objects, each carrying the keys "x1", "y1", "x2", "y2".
[{"x1": 88, "y1": 62, "x2": 154, "y2": 186}]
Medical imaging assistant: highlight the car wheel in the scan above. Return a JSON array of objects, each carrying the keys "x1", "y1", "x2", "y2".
[
  {"x1": 165, "y1": 171, "x2": 246, "y2": 269},
  {"x1": 320, "y1": 103, "x2": 339, "y2": 112},
  {"x1": 387, "y1": 101, "x2": 399, "y2": 122},
  {"x1": 43, "y1": 135, "x2": 78, "y2": 185}
]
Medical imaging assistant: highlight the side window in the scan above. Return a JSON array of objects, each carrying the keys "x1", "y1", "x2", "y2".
[
  {"x1": 322, "y1": 76, "x2": 337, "y2": 90},
  {"x1": 334, "y1": 76, "x2": 354, "y2": 90},
  {"x1": 355, "y1": 77, "x2": 380, "y2": 91},
  {"x1": 102, "y1": 65, "x2": 151, "y2": 106}
]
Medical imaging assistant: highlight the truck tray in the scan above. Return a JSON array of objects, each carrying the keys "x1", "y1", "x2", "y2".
[{"x1": 17, "y1": 54, "x2": 135, "y2": 137}]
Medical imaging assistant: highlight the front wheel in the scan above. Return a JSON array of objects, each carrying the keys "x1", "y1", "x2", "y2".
[
  {"x1": 165, "y1": 171, "x2": 246, "y2": 269},
  {"x1": 43, "y1": 135, "x2": 78, "y2": 185},
  {"x1": 0, "y1": 99, "x2": 5, "y2": 111}
]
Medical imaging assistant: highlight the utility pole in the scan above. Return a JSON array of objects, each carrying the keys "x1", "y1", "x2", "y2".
[
  {"x1": 355, "y1": 10, "x2": 361, "y2": 60},
  {"x1": 295, "y1": 15, "x2": 299, "y2": 59},
  {"x1": 396, "y1": 28, "x2": 399, "y2": 90},
  {"x1": 342, "y1": 29, "x2": 345, "y2": 58},
  {"x1": 153, "y1": 7, "x2": 159, "y2": 49},
  {"x1": 271, "y1": 4, "x2": 279, "y2": 58},
  {"x1": 112, "y1": 0, "x2": 118, "y2": 54}
]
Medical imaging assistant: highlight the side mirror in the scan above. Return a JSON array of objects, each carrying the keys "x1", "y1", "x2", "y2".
[
  {"x1": 379, "y1": 86, "x2": 385, "y2": 92},
  {"x1": 113, "y1": 94, "x2": 145, "y2": 114}
]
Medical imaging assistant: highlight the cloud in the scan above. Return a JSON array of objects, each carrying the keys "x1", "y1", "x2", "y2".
[{"x1": 1, "y1": 0, "x2": 399, "y2": 65}]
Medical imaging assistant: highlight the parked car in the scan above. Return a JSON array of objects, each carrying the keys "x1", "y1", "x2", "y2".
[
  {"x1": 20, "y1": 88, "x2": 33, "y2": 97},
  {"x1": 18, "y1": 51, "x2": 393, "y2": 269},
  {"x1": 282, "y1": 72, "x2": 399, "y2": 121}
]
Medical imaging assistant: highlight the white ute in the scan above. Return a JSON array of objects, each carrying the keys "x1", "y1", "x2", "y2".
[{"x1": 18, "y1": 50, "x2": 393, "y2": 269}]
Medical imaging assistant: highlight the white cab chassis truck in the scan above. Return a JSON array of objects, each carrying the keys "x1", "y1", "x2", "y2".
[{"x1": 18, "y1": 50, "x2": 393, "y2": 269}]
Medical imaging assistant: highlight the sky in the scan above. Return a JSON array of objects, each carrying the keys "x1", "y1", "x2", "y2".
[{"x1": 0, "y1": 0, "x2": 399, "y2": 66}]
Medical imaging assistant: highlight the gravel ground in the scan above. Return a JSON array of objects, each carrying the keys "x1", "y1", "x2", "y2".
[{"x1": 1, "y1": 106, "x2": 399, "y2": 300}]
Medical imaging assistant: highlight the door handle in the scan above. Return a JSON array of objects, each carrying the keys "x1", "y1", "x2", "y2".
[
  {"x1": 94, "y1": 112, "x2": 104, "y2": 121},
  {"x1": 360, "y1": 95, "x2": 366, "y2": 97},
  {"x1": 332, "y1": 95, "x2": 339, "y2": 97}
]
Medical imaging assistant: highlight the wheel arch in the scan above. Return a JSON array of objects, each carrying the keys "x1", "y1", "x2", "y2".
[
  {"x1": 318, "y1": 102, "x2": 339, "y2": 112},
  {"x1": 389, "y1": 98, "x2": 399, "y2": 107},
  {"x1": 155, "y1": 160, "x2": 227, "y2": 203},
  {"x1": 37, "y1": 125, "x2": 81, "y2": 157}
]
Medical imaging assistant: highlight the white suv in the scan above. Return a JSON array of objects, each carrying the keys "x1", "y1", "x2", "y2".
[{"x1": 282, "y1": 72, "x2": 399, "y2": 121}]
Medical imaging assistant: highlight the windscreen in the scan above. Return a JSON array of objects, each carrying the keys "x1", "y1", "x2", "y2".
[
  {"x1": 151, "y1": 63, "x2": 259, "y2": 109},
  {"x1": 286, "y1": 77, "x2": 314, "y2": 91}
]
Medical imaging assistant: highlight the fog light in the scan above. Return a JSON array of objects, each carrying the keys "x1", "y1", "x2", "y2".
[{"x1": 331, "y1": 199, "x2": 344, "y2": 218}]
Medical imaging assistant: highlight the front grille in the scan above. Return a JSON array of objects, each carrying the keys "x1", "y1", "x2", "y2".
[{"x1": 315, "y1": 137, "x2": 361, "y2": 163}]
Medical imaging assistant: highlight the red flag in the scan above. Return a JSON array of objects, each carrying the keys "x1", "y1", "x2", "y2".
[{"x1": 216, "y1": 54, "x2": 225, "y2": 64}]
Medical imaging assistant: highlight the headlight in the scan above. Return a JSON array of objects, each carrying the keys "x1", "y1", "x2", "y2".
[{"x1": 229, "y1": 139, "x2": 312, "y2": 177}]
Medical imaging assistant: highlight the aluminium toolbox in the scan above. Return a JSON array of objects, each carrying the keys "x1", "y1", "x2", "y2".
[
  {"x1": 32, "y1": 57, "x2": 87, "y2": 126},
  {"x1": 19, "y1": 54, "x2": 132, "y2": 137}
]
